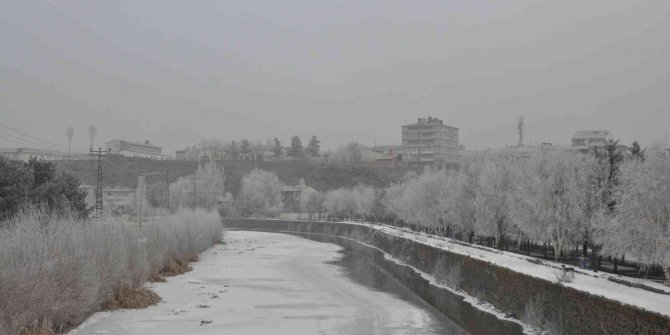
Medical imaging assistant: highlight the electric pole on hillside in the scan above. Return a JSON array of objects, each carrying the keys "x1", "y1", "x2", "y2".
[
  {"x1": 137, "y1": 169, "x2": 169, "y2": 224},
  {"x1": 136, "y1": 175, "x2": 146, "y2": 226},
  {"x1": 189, "y1": 175, "x2": 201, "y2": 225},
  {"x1": 189, "y1": 176, "x2": 200, "y2": 209},
  {"x1": 165, "y1": 169, "x2": 170, "y2": 213},
  {"x1": 90, "y1": 147, "x2": 111, "y2": 219},
  {"x1": 518, "y1": 116, "x2": 525, "y2": 147}
]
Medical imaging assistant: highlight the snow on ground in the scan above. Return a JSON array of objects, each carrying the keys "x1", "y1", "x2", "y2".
[
  {"x1": 69, "y1": 231, "x2": 462, "y2": 335},
  {"x1": 327, "y1": 220, "x2": 670, "y2": 318}
]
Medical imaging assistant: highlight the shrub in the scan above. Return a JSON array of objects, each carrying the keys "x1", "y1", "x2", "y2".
[
  {"x1": 522, "y1": 297, "x2": 563, "y2": 335},
  {"x1": 433, "y1": 259, "x2": 462, "y2": 289},
  {"x1": 553, "y1": 266, "x2": 575, "y2": 284},
  {"x1": 0, "y1": 207, "x2": 223, "y2": 334},
  {"x1": 0, "y1": 157, "x2": 89, "y2": 220}
]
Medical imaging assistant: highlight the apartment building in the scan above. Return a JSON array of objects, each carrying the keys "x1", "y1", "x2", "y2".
[{"x1": 401, "y1": 117, "x2": 459, "y2": 166}]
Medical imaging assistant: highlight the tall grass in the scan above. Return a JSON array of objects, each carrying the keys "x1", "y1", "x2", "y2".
[{"x1": 0, "y1": 207, "x2": 223, "y2": 334}]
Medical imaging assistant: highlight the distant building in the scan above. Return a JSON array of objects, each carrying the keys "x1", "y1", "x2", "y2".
[
  {"x1": 281, "y1": 180, "x2": 316, "y2": 212},
  {"x1": 402, "y1": 117, "x2": 459, "y2": 167},
  {"x1": 463, "y1": 143, "x2": 558, "y2": 159},
  {"x1": 366, "y1": 145, "x2": 402, "y2": 167},
  {"x1": 202, "y1": 148, "x2": 228, "y2": 161},
  {"x1": 175, "y1": 146, "x2": 201, "y2": 161},
  {"x1": 79, "y1": 185, "x2": 136, "y2": 216},
  {"x1": 105, "y1": 140, "x2": 164, "y2": 160},
  {"x1": 572, "y1": 130, "x2": 612, "y2": 153},
  {"x1": 175, "y1": 146, "x2": 230, "y2": 161},
  {"x1": 0, "y1": 147, "x2": 68, "y2": 162}
]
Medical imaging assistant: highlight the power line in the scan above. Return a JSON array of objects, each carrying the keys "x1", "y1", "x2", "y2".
[
  {"x1": 105, "y1": 156, "x2": 150, "y2": 174},
  {"x1": 0, "y1": 122, "x2": 71, "y2": 150},
  {"x1": 0, "y1": 134, "x2": 47, "y2": 149},
  {"x1": 0, "y1": 129, "x2": 65, "y2": 151},
  {"x1": 0, "y1": 122, "x2": 89, "y2": 154}
]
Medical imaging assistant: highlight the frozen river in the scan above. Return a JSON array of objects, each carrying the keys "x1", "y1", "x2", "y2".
[{"x1": 71, "y1": 230, "x2": 466, "y2": 335}]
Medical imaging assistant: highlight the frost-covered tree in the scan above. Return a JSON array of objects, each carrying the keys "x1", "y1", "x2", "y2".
[
  {"x1": 237, "y1": 169, "x2": 284, "y2": 217},
  {"x1": 351, "y1": 184, "x2": 376, "y2": 220},
  {"x1": 382, "y1": 169, "x2": 453, "y2": 234},
  {"x1": 323, "y1": 184, "x2": 375, "y2": 220},
  {"x1": 168, "y1": 161, "x2": 225, "y2": 211},
  {"x1": 573, "y1": 153, "x2": 609, "y2": 257},
  {"x1": 596, "y1": 146, "x2": 670, "y2": 285},
  {"x1": 383, "y1": 178, "x2": 414, "y2": 225},
  {"x1": 323, "y1": 188, "x2": 354, "y2": 219},
  {"x1": 410, "y1": 170, "x2": 452, "y2": 233},
  {"x1": 475, "y1": 156, "x2": 520, "y2": 249},
  {"x1": 300, "y1": 187, "x2": 324, "y2": 220},
  {"x1": 195, "y1": 161, "x2": 226, "y2": 210},
  {"x1": 515, "y1": 149, "x2": 584, "y2": 259},
  {"x1": 447, "y1": 160, "x2": 480, "y2": 241}
]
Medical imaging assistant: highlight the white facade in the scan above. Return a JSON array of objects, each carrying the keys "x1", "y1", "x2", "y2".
[
  {"x1": 572, "y1": 130, "x2": 612, "y2": 152},
  {"x1": 106, "y1": 140, "x2": 164, "y2": 160}
]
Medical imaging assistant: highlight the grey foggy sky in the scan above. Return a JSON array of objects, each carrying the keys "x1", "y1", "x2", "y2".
[{"x1": 1, "y1": 0, "x2": 669, "y2": 154}]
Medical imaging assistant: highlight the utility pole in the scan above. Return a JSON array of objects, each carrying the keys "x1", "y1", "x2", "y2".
[
  {"x1": 517, "y1": 116, "x2": 525, "y2": 147},
  {"x1": 136, "y1": 170, "x2": 169, "y2": 223},
  {"x1": 189, "y1": 175, "x2": 201, "y2": 225},
  {"x1": 137, "y1": 175, "x2": 146, "y2": 226},
  {"x1": 90, "y1": 147, "x2": 111, "y2": 219},
  {"x1": 67, "y1": 126, "x2": 74, "y2": 160},
  {"x1": 189, "y1": 176, "x2": 201, "y2": 209},
  {"x1": 165, "y1": 169, "x2": 170, "y2": 213}
]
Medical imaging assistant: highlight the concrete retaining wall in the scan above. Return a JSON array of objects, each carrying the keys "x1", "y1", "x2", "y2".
[{"x1": 223, "y1": 219, "x2": 670, "y2": 335}]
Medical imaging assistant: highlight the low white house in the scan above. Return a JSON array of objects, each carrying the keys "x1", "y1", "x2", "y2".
[
  {"x1": 105, "y1": 140, "x2": 164, "y2": 160},
  {"x1": 571, "y1": 130, "x2": 612, "y2": 153}
]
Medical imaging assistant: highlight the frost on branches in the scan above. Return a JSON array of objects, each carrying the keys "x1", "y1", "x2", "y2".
[{"x1": 595, "y1": 146, "x2": 670, "y2": 285}]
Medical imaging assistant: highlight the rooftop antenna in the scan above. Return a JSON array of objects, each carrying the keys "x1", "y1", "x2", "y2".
[{"x1": 517, "y1": 116, "x2": 525, "y2": 147}]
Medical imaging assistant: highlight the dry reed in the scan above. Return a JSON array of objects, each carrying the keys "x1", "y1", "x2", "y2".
[{"x1": 0, "y1": 207, "x2": 223, "y2": 334}]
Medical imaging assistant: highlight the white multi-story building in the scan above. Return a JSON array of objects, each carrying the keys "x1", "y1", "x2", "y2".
[
  {"x1": 105, "y1": 140, "x2": 164, "y2": 160},
  {"x1": 402, "y1": 117, "x2": 460, "y2": 167}
]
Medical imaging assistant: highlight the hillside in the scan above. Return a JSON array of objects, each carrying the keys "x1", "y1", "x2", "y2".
[{"x1": 56, "y1": 156, "x2": 415, "y2": 195}]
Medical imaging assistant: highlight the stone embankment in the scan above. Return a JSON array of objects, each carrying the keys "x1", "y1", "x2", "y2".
[{"x1": 224, "y1": 219, "x2": 670, "y2": 335}]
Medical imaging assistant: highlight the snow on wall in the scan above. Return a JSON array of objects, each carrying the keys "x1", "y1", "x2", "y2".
[{"x1": 225, "y1": 219, "x2": 670, "y2": 335}]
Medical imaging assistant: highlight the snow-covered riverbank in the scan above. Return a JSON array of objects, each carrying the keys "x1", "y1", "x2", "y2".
[{"x1": 70, "y1": 231, "x2": 462, "y2": 335}]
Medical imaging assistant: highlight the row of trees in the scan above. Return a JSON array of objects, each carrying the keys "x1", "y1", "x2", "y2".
[
  {"x1": 146, "y1": 161, "x2": 227, "y2": 212},
  {"x1": 231, "y1": 168, "x2": 377, "y2": 221},
  {"x1": 221, "y1": 142, "x2": 669, "y2": 283},
  {"x1": 382, "y1": 143, "x2": 670, "y2": 283},
  {"x1": 199, "y1": 135, "x2": 321, "y2": 160},
  {"x1": 198, "y1": 136, "x2": 378, "y2": 165}
]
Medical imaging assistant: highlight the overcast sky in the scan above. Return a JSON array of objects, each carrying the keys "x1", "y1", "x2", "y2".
[{"x1": 1, "y1": 0, "x2": 669, "y2": 154}]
